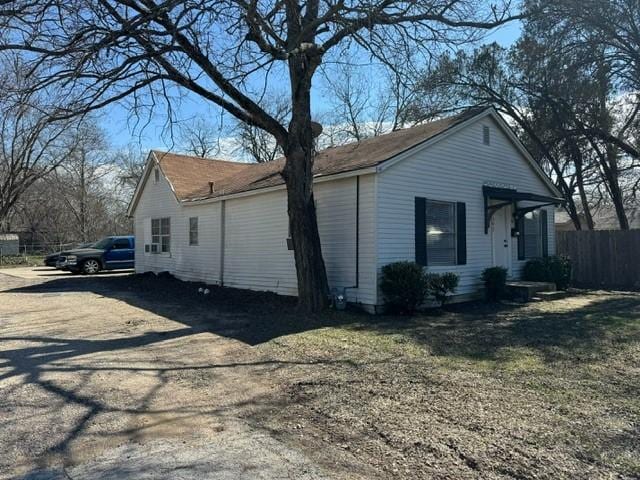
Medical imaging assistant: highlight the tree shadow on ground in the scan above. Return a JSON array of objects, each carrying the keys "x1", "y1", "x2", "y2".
[
  {"x1": 6, "y1": 272, "x2": 640, "y2": 363},
  {"x1": 0, "y1": 272, "x2": 370, "y2": 472},
  {"x1": 4, "y1": 272, "x2": 370, "y2": 345},
  {"x1": 345, "y1": 292, "x2": 640, "y2": 364}
]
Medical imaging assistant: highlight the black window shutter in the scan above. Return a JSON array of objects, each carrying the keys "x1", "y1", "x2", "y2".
[
  {"x1": 415, "y1": 197, "x2": 427, "y2": 266},
  {"x1": 517, "y1": 215, "x2": 525, "y2": 260},
  {"x1": 540, "y1": 209, "x2": 549, "y2": 257},
  {"x1": 456, "y1": 202, "x2": 467, "y2": 265}
]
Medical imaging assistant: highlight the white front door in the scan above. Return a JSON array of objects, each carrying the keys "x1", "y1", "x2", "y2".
[{"x1": 491, "y1": 204, "x2": 512, "y2": 273}]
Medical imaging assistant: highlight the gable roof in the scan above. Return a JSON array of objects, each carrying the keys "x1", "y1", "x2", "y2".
[{"x1": 128, "y1": 107, "x2": 560, "y2": 214}]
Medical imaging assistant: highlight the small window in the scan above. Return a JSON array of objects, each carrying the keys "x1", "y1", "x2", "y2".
[
  {"x1": 523, "y1": 211, "x2": 542, "y2": 258},
  {"x1": 483, "y1": 125, "x2": 491, "y2": 145},
  {"x1": 189, "y1": 217, "x2": 198, "y2": 246},
  {"x1": 111, "y1": 239, "x2": 130, "y2": 250},
  {"x1": 426, "y1": 200, "x2": 456, "y2": 266},
  {"x1": 151, "y1": 217, "x2": 170, "y2": 253},
  {"x1": 154, "y1": 168, "x2": 160, "y2": 183}
]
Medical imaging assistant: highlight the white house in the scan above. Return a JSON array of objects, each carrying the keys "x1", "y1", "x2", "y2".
[{"x1": 128, "y1": 107, "x2": 563, "y2": 312}]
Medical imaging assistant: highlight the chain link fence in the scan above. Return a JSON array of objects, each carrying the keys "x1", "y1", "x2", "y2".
[{"x1": 0, "y1": 242, "x2": 82, "y2": 267}]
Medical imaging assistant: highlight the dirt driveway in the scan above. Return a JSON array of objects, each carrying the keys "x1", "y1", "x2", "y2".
[{"x1": 0, "y1": 268, "x2": 340, "y2": 480}]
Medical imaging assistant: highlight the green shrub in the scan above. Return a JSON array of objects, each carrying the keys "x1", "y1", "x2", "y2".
[
  {"x1": 523, "y1": 255, "x2": 572, "y2": 290},
  {"x1": 481, "y1": 266, "x2": 508, "y2": 301},
  {"x1": 380, "y1": 261, "x2": 429, "y2": 315},
  {"x1": 426, "y1": 272, "x2": 459, "y2": 307}
]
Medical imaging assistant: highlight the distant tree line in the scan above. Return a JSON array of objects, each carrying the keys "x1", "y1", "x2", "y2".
[{"x1": 0, "y1": 57, "x2": 139, "y2": 247}]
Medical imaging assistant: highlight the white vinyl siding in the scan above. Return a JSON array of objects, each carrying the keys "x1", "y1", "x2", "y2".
[
  {"x1": 426, "y1": 200, "x2": 456, "y2": 266},
  {"x1": 134, "y1": 166, "x2": 378, "y2": 309},
  {"x1": 133, "y1": 166, "x2": 224, "y2": 286},
  {"x1": 376, "y1": 116, "x2": 556, "y2": 300},
  {"x1": 222, "y1": 175, "x2": 377, "y2": 306}
]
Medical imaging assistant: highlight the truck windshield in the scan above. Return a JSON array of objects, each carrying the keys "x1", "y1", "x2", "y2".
[{"x1": 93, "y1": 238, "x2": 112, "y2": 249}]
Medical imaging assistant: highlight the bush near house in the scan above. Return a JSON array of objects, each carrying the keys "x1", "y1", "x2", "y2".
[
  {"x1": 380, "y1": 261, "x2": 429, "y2": 315},
  {"x1": 523, "y1": 255, "x2": 572, "y2": 290},
  {"x1": 482, "y1": 266, "x2": 508, "y2": 302},
  {"x1": 426, "y1": 272, "x2": 459, "y2": 307}
]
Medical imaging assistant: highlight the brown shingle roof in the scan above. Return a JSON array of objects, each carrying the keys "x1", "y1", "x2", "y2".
[{"x1": 154, "y1": 107, "x2": 488, "y2": 202}]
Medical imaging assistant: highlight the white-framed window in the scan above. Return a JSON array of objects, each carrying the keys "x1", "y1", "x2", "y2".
[
  {"x1": 189, "y1": 217, "x2": 198, "y2": 246},
  {"x1": 151, "y1": 217, "x2": 170, "y2": 253},
  {"x1": 154, "y1": 167, "x2": 160, "y2": 183},
  {"x1": 523, "y1": 211, "x2": 542, "y2": 258},
  {"x1": 426, "y1": 200, "x2": 456, "y2": 266}
]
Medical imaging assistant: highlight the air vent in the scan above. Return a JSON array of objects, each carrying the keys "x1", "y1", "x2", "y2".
[{"x1": 483, "y1": 126, "x2": 491, "y2": 145}]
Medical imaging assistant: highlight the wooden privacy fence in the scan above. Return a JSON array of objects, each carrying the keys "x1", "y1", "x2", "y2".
[{"x1": 556, "y1": 230, "x2": 640, "y2": 289}]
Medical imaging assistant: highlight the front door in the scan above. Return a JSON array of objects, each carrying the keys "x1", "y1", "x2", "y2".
[{"x1": 491, "y1": 204, "x2": 512, "y2": 273}]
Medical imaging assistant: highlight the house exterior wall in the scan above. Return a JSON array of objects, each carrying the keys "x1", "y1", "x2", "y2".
[
  {"x1": 133, "y1": 167, "x2": 223, "y2": 285},
  {"x1": 134, "y1": 169, "x2": 378, "y2": 309},
  {"x1": 375, "y1": 116, "x2": 556, "y2": 302}
]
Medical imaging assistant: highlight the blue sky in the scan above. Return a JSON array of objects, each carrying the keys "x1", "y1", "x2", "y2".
[{"x1": 101, "y1": 21, "x2": 521, "y2": 154}]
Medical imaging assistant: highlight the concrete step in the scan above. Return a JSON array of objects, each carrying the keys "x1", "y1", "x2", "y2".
[
  {"x1": 506, "y1": 281, "x2": 556, "y2": 302},
  {"x1": 532, "y1": 290, "x2": 570, "y2": 301}
]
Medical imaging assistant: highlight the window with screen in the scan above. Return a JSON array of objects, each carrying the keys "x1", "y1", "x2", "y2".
[
  {"x1": 523, "y1": 211, "x2": 542, "y2": 258},
  {"x1": 189, "y1": 217, "x2": 198, "y2": 246},
  {"x1": 426, "y1": 200, "x2": 457, "y2": 266},
  {"x1": 151, "y1": 217, "x2": 171, "y2": 253}
]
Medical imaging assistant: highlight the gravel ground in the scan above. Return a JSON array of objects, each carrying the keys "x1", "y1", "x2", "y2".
[
  {"x1": 2, "y1": 268, "x2": 639, "y2": 479},
  {"x1": 0, "y1": 269, "x2": 345, "y2": 480}
]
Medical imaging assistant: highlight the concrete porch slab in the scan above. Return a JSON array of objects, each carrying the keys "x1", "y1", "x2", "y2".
[{"x1": 506, "y1": 281, "x2": 556, "y2": 302}]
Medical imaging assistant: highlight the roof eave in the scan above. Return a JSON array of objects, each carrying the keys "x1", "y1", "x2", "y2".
[{"x1": 180, "y1": 166, "x2": 378, "y2": 205}]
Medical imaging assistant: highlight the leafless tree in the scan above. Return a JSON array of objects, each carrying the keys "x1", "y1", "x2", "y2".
[
  {"x1": 113, "y1": 145, "x2": 148, "y2": 195},
  {"x1": 0, "y1": 56, "x2": 83, "y2": 231},
  {"x1": 1, "y1": 0, "x2": 523, "y2": 311},
  {"x1": 51, "y1": 123, "x2": 118, "y2": 242},
  {"x1": 321, "y1": 55, "x2": 420, "y2": 145},
  {"x1": 233, "y1": 96, "x2": 290, "y2": 163},
  {"x1": 179, "y1": 117, "x2": 224, "y2": 158}
]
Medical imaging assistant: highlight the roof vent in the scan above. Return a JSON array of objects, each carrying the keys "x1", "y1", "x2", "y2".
[
  {"x1": 483, "y1": 125, "x2": 491, "y2": 145},
  {"x1": 208, "y1": 181, "x2": 214, "y2": 194}
]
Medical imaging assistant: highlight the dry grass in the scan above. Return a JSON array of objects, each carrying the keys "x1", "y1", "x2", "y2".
[{"x1": 254, "y1": 293, "x2": 640, "y2": 479}]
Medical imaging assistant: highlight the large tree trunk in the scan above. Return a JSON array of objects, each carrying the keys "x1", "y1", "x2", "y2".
[
  {"x1": 570, "y1": 142, "x2": 595, "y2": 229},
  {"x1": 283, "y1": 148, "x2": 330, "y2": 313},
  {"x1": 283, "y1": 49, "x2": 330, "y2": 313}
]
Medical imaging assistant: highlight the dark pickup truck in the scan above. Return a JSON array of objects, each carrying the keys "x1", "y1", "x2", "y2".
[
  {"x1": 44, "y1": 242, "x2": 94, "y2": 267},
  {"x1": 57, "y1": 236, "x2": 135, "y2": 274}
]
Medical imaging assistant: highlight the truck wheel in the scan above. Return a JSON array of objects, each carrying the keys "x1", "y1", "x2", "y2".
[{"x1": 82, "y1": 259, "x2": 101, "y2": 275}]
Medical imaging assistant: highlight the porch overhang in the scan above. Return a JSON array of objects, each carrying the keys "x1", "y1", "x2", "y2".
[{"x1": 483, "y1": 186, "x2": 564, "y2": 233}]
